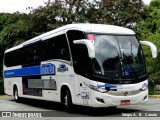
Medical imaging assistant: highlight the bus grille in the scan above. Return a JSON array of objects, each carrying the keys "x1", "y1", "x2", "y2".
[{"x1": 107, "y1": 90, "x2": 142, "y2": 96}]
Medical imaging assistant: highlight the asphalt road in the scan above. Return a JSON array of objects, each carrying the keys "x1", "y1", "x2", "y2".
[{"x1": 0, "y1": 96, "x2": 160, "y2": 119}]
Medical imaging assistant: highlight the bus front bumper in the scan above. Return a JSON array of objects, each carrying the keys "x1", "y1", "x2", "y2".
[{"x1": 91, "y1": 89, "x2": 148, "y2": 107}]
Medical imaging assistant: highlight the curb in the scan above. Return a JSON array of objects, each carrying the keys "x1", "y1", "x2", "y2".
[
  {"x1": 0, "y1": 95, "x2": 11, "y2": 98},
  {"x1": 149, "y1": 95, "x2": 160, "y2": 98}
]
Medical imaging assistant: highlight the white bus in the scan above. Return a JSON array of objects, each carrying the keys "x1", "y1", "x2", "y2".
[{"x1": 3, "y1": 24, "x2": 157, "y2": 112}]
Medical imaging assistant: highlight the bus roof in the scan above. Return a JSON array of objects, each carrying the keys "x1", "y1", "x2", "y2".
[{"x1": 5, "y1": 23, "x2": 135, "y2": 53}]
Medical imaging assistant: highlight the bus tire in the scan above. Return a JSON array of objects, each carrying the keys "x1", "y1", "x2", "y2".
[
  {"x1": 64, "y1": 89, "x2": 73, "y2": 113},
  {"x1": 13, "y1": 86, "x2": 21, "y2": 103}
]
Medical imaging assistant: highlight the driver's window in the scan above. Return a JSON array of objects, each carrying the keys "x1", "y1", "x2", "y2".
[{"x1": 67, "y1": 30, "x2": 92, "y2": 77}]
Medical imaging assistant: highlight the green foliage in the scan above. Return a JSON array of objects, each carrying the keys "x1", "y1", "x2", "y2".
[
  {"x1": 149, "y1": 86, "x2": 156, "y2": 95},
  {"x1": 0, "y1": 0, "x2": 145, "y2": 55},
  {"x1": 1, "y1": 0, "x2": 159, "y2": 95},
  {"x1": 87, "y1": 0, "x2": 145, "y2": 28},
  {"x1": 0, "y1": 0, "x2": 145, "y2": 49},
  {"x1": 135, "y1": 0, "x2": 160, "y2": 86}
]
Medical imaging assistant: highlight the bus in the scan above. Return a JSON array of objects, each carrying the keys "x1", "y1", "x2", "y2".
[{"x1": 3, "y1": 23, "x2": 157, "y2": 112}]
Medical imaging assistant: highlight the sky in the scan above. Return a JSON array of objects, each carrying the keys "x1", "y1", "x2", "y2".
[
  {"x1": 0, "y1": 0, "x2": 48, "y2": 13},
  {"x1": 143, "y1": 0, "x2": 152, "y2": 4},
  {"x1": 0, "y1": 0, "x2": 152, "y2": 13}
]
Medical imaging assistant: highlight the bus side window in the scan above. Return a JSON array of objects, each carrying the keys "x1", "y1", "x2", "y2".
[
  {"x1": 42, "y1": 34, "x2": 70, "y2": 61},
  {"x1": 4, "y1": 51, "x2": 13, "y2": 67},
  {"x1": 4, "y1": 49, "x2": 21, "y2": 67},
  {"x1": 4, "y1": 34, "x2": 70, "y2": 67},
  {"x1": 54, "y1": 35, "x2": 70, "y2": 61}
]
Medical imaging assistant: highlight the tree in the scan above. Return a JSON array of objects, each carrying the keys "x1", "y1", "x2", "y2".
[
  {"x1": 0, "y1": 0, "x2": 146, "y2": 93},
  {"x1": 135, "y1": 0, "x2": 160, "y2": 85},
  {"x1": 0, "y1": 13, "x2": 32, "y2": 49},
  {"x1": 86, "y1": 0, "x2": 145, "y2": 28}
]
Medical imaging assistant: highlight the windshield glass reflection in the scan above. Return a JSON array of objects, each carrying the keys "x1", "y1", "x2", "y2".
[{"x1": 93, "y1": 34, "x2": 146, "y2": 80}]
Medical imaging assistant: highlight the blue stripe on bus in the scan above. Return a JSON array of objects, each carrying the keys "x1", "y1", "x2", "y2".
[
  {"x1": 4, "y1": 63, "x2": 55, "y2": 77},
  {"x1": 97, "y1": 84, "x2": 121, "y2": 88},
  {"x1": 97, "y1": 84, "x2": 114, "y2": 88}
]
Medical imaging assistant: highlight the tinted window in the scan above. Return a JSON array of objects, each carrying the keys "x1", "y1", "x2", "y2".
[
  {"x1": 4, "y1": 34, "x2": 70, "y2": 67},
  {"x1": 67, "y1": 30, "x2": 92, "y2": 77},
  {"x1": 42, "y1": 34, "x2": 70, "y2": 61},
  {"x1": 67, "y1": 30, "x2": 86, "y2": 56},
  {"x1": 4, "y1": 48, "x2": 21, "y2": 67}
]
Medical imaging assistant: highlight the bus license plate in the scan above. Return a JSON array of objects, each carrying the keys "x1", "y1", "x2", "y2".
[{"x1": 121, "y1": 100, "x2": 130, "y2": 105}]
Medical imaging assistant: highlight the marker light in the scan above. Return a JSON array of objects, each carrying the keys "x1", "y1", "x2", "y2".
[{"x1": 88, "y1": 34, "x2": 94, "y2": 40}]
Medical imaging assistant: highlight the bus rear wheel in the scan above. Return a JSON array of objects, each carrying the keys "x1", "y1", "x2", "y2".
[
  {"x1": 13, "y1": 86, "x2": 21, "y2": 102},
  {"x1": 64, "y1": 90, "x2": 73, "y2": 113}
]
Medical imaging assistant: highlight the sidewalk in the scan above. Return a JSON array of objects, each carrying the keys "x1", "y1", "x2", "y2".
[
  {"x1": 0, "y1": 94, "x2": 11, "y2": 98},
  {"x1": 149, "y1": 95, "x2": 160, "y2": 98}
]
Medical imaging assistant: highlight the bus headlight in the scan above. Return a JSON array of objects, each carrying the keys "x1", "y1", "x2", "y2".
[
  {"x1": 140, "y1": 83, "x2": 148, "y2": 91},
  {"x1": 90, "y1": 85, "x2": 108, "y2": 93},
  {"x1": 83, "y1": 82, "x2": 108, "y2": 93}
]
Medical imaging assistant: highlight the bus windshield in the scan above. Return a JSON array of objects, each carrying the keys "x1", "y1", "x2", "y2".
[{"x1": 92, "y1": 34, "x2": 146, "y2": 80}]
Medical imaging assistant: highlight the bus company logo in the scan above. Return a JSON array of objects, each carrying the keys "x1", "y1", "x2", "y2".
[
  {"x1": 41, "y1": 64, "x2": 54, "y2": 75},
  {"x1": 124, "y1": 91, "x2": 128, "y2": 96},
  {"x1": 57, "y1": 64, "x2": 68, "y2": 73}
]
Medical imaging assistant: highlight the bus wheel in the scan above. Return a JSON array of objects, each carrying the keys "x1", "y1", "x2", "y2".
[
  {"x1": 64, "y1": 90, "x2": 73, "y2": 113},
  {"x1": 13, "y1": 86, "x2": 21, "y2": 102}
]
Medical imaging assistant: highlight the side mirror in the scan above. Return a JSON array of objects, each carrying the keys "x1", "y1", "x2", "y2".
[
  {"x1": 140, "y1": 41, "x2": 158, "y2": 58},
  {"x1": 73, "y1": 39, "x2": 95, "y2": 58}
]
